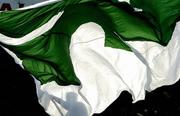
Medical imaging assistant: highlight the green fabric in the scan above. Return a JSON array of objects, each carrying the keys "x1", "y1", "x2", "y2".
[
  {"x1": 98, "y1": 1, "x2": 159, "y2": 44},
  {"x1": 6, "y1": 33, "x2": 81, "y2": 85},
  {"x1": 0, "y1": 1, "x2": 65, "y2": 38},
  {"x1": 0, "y1": 0, "x2": 180, "y2": 85},
  {"x1": 130, "y1": 0, "x2": 180, "y2": 45}
]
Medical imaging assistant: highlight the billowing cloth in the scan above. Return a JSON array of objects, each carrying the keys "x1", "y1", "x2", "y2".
[{"x1": 0, "y1": 0, "x2": 179, "y2": 115}]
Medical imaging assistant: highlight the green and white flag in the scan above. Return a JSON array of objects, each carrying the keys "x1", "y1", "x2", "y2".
[{"x1": 0, "y1": 0, "x2": 180, "y2": 115}]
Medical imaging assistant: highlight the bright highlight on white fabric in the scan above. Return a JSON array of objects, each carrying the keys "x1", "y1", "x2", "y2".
[
  {"x1": 118, "y1": 0, "x2": 130, "y2": 3},
  {"x1": 17, "y1": 0, "x2": 61, "y2": 10}
]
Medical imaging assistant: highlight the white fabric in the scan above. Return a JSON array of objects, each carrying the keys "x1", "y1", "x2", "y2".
[
  {"x1": 34, "y1": 22, "x2": 180, "y2": 115},
  {"x1": 2, "y1": 21, "x2": 180, "y2": 116},
  {"x1": 70, "y1": 23, "x2": 147, "y2": 106},
  {"x1": 118, "y1": 0, "x2": 130, "y2": 3},
  {"x1": 34, "y1": 80, "x2": 91, "y2": 116},
  {"x1": 17, "y1": 0, "x2": 61, "y2": 10},
  {"x1": 127, "y1": 22, "x2": 180, "y2": 91}
]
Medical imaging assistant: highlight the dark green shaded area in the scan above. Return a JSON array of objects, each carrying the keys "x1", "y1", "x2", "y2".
[{"x1": 130, "y1": 0, "x2": 180, "y2": 45}]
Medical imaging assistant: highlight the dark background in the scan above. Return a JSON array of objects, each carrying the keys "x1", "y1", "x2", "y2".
[{"x1": 0, "y1": 46, "x2": 180, "y2": 116}]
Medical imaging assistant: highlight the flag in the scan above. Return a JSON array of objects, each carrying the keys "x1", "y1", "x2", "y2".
[{"x1": 0, "y1": 0, "x2": 179, "y2": 115}]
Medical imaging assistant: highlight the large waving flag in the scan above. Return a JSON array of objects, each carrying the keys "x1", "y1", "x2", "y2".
[{"x1": 0, "y1": 0, "x2": 179, "y2": 115}]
